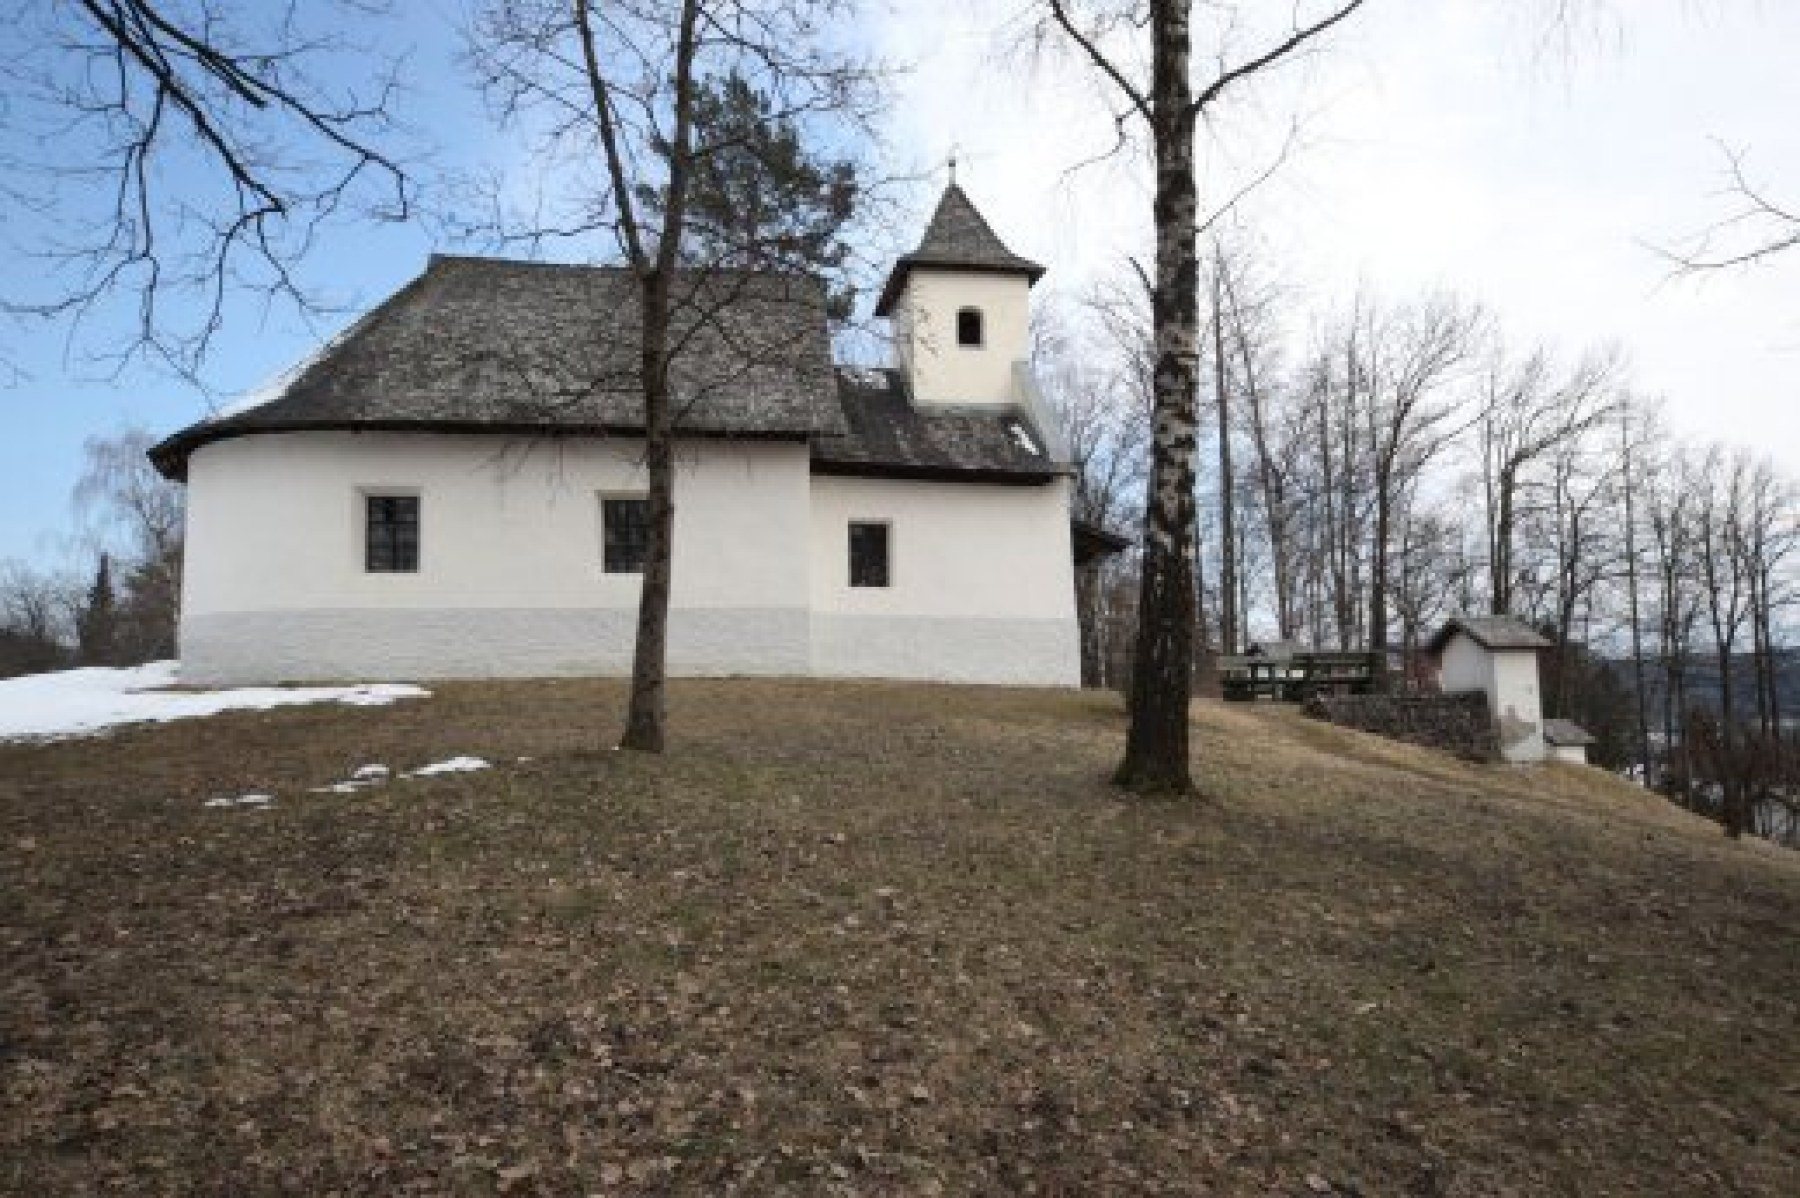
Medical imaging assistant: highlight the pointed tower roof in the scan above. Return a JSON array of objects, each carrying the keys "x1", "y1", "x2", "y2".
[{"x1": 874, "y1": 183, "x2": 1045, "y2": 316}]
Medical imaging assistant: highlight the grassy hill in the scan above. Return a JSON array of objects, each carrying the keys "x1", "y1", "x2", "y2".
[{"x1": 3, "y1": 680, "x2": 1797, "y2": 1195}]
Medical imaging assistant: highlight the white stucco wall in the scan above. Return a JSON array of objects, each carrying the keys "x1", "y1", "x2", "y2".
[
  {"x1": 179, "y1": 432, "x2": 813, "y2": 682},
  {"x1": 807, "y1": 474, "x2": 1079, "y2": 685},
  {"x1": 892, "y1": 269, "x2": 1031, "y2": 407},
  {"x1": 1490, "y1": 649, "x2": 1546, "y2": 763},
  {"x1": 1437, "y1": 632, "x2": 1545, "y2": 763},
  {"x1": 1438, "y1": 634, "x2": 1491, "y2": 697},
  {"x1": 179, "y1": 430, "x2": 1082, "y2": 688}
]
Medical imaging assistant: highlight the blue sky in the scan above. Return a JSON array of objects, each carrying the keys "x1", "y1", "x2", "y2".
[
  {"x1": 4, "y1": 0, "x2": 1798, "y2": 565},
  {"x1": 0, "y1": 2, "x2": 473, "y2": 562}
]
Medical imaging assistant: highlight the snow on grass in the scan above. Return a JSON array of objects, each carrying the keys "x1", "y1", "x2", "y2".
[
  {"x1": 0, "y1": 662, "x2": 429, "y2": 743},
  {"x1": 309, "y1": 763, "x2": 395, "y2": 795},
  {"x1": 203, "y1": 793, "x2": 273, "y2": 809},
  {"x1": 405, "y1": 756, "x2": 491, "y2": 778}
]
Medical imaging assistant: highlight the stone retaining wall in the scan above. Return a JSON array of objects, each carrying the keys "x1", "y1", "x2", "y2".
[{"x1": 1303, "y1": 692, "x2": 1500, "y2": 762}]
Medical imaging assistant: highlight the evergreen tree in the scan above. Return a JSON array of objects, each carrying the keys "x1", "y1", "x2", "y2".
[{"x1": 77, "y1": 553, "x2": 117, "y2": 666}]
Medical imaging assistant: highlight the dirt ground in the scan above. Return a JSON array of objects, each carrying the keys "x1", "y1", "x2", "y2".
[{"x1": 3, "y1": 679, "x2": 1797, "y2": 1195}]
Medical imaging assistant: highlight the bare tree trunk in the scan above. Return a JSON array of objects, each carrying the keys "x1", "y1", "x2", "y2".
[
  {"x1": 1049, "y1": 0, "x2": 1366, "y2": 788},
  {"x1": 1211, "y1": 257, "x2": 1237, "y2": 655},
  {"x1": 1224, "y1": 264, "x2": 1292, "y2": 638},
  {"x1": 1620, "y1": 405, "x2": 1652, "y2": 782},
  {"x1": 1763, "y1": 562, "x2": 1783, "y2": 734},
  {"x1": 1368, "y1": 460, "x2": 1393, "y2": 687},
  {"x1": 622, "y1": 294, "x2": 677, "y2": 750},
  {"x1": 1116, "y1": 0, "x2": 1201, "y2": 795},
  {"x1": 1749, "y1": 556, "x2": 1771, "y2": 735},
  {"x1": 600, "y1": 0, "x2": 702, "y2": 753},
  {"x1": 1076, "y1": 560, "x2": 1104, "y2": 687},
  {"x1": 1491, "y1": 467, "x2": 1517, "y2": 614}
]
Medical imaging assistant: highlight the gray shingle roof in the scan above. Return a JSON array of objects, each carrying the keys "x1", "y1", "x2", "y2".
[
  {"x1": 874, "y1": 183, "x2": 1045, "y2": 316},
  {"x1": 1427, "y1": 615, "x2": 1553, "y2": 656},
  {"x1": 150, "y1": 256, "x2": 842, "y2": 479},
  {"x1": 1543, "y1": 718, "x2": 1596, "y2": 747},
  {"x1": 812, "y1": 367, "x2": 1066, "y2": 483}
]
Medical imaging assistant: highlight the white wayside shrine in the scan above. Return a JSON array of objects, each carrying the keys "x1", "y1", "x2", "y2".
[
  {"x1": 152, "y1": 184, "x2": 1115, "y2": 686},
  {"x1": 1429, "y1": 616, "x2": 1554, "y2": 763}
]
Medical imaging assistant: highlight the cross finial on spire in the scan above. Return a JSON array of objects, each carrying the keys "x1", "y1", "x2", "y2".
[{"x1": 947, "y1": 145, "x2": 959, "y2": 185}]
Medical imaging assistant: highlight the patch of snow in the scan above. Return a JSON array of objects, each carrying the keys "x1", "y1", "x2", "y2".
[
  {"x1": 0, "y1": 662, "x2": 430, "y2": 743},
  {"x1": 310, "y1": 763, "x2": 393, "y2": 794},
  {"x1": 204, "y1": 793, "x2": 273, "y2": 809},
  {"x1": 213, "y1": 338, "x2": 334, "y2": 418},
  {"x1": 405, "y1": 755, "x2": 491, "y2": 778},
  {"x1": 1007, "y1": 420, "x2": 1041, "y2": 455}
]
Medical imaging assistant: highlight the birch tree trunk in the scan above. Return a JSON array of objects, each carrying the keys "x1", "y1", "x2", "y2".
[{"x1": 1116, "y1": 0, "x2": 1201, "y2": 795}]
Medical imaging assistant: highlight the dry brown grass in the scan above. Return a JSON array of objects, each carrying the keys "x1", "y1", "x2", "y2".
[{"x1": 3, "y1": 680, "x2": 1797, "y2": 1196}]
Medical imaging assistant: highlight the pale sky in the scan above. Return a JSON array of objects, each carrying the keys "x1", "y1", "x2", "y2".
[
  {"x1": 2, "y1": 0, "x2": 1795, "y2": 563},
  {"x1": 872, "y1": 0, "x2": 1799, "y2": 465}
]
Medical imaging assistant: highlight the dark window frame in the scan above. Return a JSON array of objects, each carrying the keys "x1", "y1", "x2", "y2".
[
  {"x1": 364, "y1": 493, "x2": 420, "y2": 573},
  {"x1": 602, "y1": 495, "x2": 651, "y2": 574},
  {"x1": 955, "y1": 307, "x2": 984, "y2": 348},
  {"x1": 848, "y1": 520, "x2": 890, "y2": 588}
]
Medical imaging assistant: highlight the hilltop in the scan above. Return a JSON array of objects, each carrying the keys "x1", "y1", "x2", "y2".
[{"x1": 3, "y1": 679, "x2": 1796, "y2": 1194}]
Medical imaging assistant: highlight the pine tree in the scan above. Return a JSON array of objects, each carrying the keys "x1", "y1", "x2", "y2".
[{"x1": 77, "y1": 552, "x2": 117, "y2": 667}]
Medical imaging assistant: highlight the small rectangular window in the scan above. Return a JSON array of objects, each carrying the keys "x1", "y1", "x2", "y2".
[
  {"x1": 849, "y1": 521, "x2": 889, "y2": 588},
  {"x1": 365, "y1": 494, "x2": 419, "y2": 573},
  {"x1": 603, "y1": 497, "x2": 651, "y2": 574},
  {"x1": 956, "y1": 308, "x2": 984, "y2": 347}
]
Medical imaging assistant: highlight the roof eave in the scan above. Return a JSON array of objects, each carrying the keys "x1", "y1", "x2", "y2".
[
  {"x1": 1426, "y1": 617, "x2": 1552, "y2": 657},
  {"x1": 873, "y1": 257, "x2": 1047, "y2": 317},
  {"x1": 809, "y1": 457, "x2": 1066, "y2": 485},
  {"x1": 148, "y1": 419, "x2": 819, "y2": 482}
]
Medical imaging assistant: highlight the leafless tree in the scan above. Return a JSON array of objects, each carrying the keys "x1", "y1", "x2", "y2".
[
  {"x1": 1206, "y1": 255, "x2": 1239, "y2": 655},
  {"x1": 1662, "y1": 144, "x2": 1800, "y2": 273},
  {"x1": 1740, "y1": 458, "x2": 1798, "y2": 737},
  {"x1": 1391, "y1": 495, "x2": 1469, "y2": 687},
  {"x1": 1, "y1": 0, "x2": 415, "y2": 375},
  {"x1": 1538, "y1": 430, "x2": 1621, "y2": 713},
  {"x1": 75, "y1": 428, "x2": 184, "y2": 567},
  {"x1": 1353, "y1": 293, "x2": 1483, "y2": 680},
  {"x1": 1044, "y1": 0, "x2": 1367, "y2": 794},
  {"x1": 1694, "y1": 446, "x2": 1757, "y2": 835},
  {"x1": 1036, "y1": 293, "x2": 1149, "y2": 686},
  {"x1": 1615, "y1": 394, "x2": 1656, "y2": 783},
  {"x1": 1216, "y1": 242, "x2": 1298, "y2": 640},
  {"x1": 1475, "y1": 344, "x2": 1619, "y2": 616},
  {"x1": 0, "y1": 563, "x2": 76, "y2": 678},
  {"x1": 72, "y1": 427, "x2": 186, "y2": 661},
  {"x1": 1644, "y1": 444, "x2": 1703, "y2": 764},
  {"x1": 466, "y1": 0, "x2": 881, "y2": 751}
]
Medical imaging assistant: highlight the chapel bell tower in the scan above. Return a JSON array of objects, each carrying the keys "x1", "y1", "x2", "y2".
[{"x1": 876, "y1": 180, "x2": 1045, "y2": 409}]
